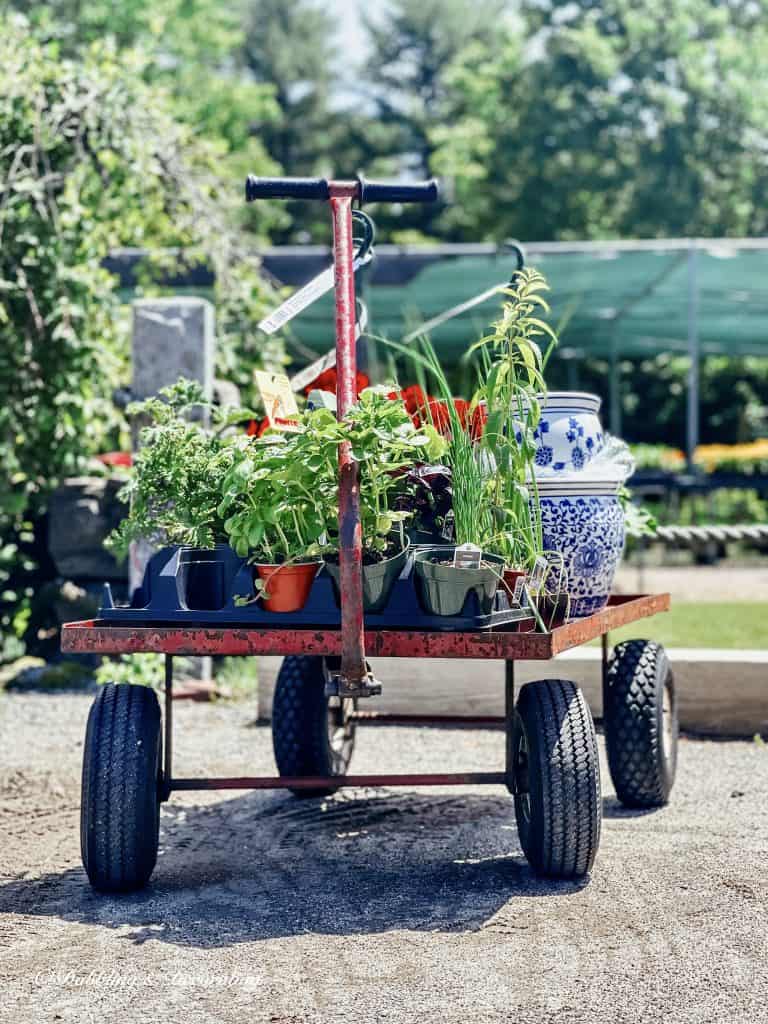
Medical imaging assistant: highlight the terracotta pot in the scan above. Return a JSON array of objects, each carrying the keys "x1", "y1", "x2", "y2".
[{"x1": 253, "y1": 559, "x2": 322, "y2": 613}]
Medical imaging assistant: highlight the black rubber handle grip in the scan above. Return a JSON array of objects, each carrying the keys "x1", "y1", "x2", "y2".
[
  {"x1": 245, "y1": 175, "x2": 329, "y2": 201},
  {"x1": 245, "y1": 174, "x2": 440, "y2": 204},
  {"x1": 357, "y1": 176, "x2": 439, "y2": 204}
]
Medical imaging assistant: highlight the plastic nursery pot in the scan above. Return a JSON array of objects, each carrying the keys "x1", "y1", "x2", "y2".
[
  {"x1": 325, "y1": 539, "x2": 410, "y2": 614},
  {"x1": 178, "y1": 545, "x2": 228, "y2": 612},
  {"x1": 253, "y1": 559, "x2": 322, "y2": 613},
  {"x1": 413, "y1": 547, "x2": 505, "y2": 617}
]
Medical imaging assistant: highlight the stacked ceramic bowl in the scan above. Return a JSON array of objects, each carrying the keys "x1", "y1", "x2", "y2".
[{"x1": 532, "y1": 392, "x2": 627, "y2": 618}]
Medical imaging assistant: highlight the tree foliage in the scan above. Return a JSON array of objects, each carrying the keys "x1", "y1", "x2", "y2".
[
  {"x1": 433, "y1": 0, "x2": 768, "y2": 240},
  {"x1": 0, "y1": 16, "x2": 283, "y2": 643}
]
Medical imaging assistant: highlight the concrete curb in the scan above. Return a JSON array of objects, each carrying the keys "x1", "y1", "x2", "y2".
[{"x1": 257, "y1": 648, "x2": 768, "y2": 738}]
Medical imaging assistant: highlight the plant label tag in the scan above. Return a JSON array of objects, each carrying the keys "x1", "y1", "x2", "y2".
[
  {"x1": 529, "y1": 555, "x2": 548, "y2": 594},
  {"x1": 259, "y1": 252, "x2": 373, "y2": 337},
  {"x1": 258, "y1": 267, "x2": 334, "y2": 335},
  {"x1": 254, "y1": 371, "x2": 300, "y2": 432},
  {"x1": 513, "y1": 575, "x2": 526, "y2": 604},
  {"x1": 289, "y1": 298, "x2": 369, "y2": 393},
  {"x1": 453, "y1": 543, "x2": 482, "y2": 570}
]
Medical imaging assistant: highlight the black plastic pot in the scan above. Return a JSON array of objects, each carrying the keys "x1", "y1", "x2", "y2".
[
  {"x1": 326, "y1": 539, "x2": 410, "y2": 613},
  {"x1": 413, "y1": 547, "x2": 505, "y2": 617},
  {"x1": 178, "y1": 546, "x2": 228, "y2": 611}
]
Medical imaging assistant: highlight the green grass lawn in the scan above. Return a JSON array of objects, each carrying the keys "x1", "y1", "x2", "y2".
[{"x1": 590, "y1": 602, "x2": 768, "y2": 650}]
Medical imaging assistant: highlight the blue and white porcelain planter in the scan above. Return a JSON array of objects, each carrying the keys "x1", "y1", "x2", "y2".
[
  {"x1": 532, "y1": 392, "x2": 605, "y2": 474},
  {"x1": 536, "y1": 477, "x2": 625, "y2": 619}
]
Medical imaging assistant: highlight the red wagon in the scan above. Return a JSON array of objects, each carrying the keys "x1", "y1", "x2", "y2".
[{"x1": 63, "y1": 177, "x2": 678, "y2": 892}]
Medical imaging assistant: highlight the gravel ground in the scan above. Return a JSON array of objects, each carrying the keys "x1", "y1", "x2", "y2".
[{"x1": 1, "y1": 690, "x2": 767, "y2": 1024}]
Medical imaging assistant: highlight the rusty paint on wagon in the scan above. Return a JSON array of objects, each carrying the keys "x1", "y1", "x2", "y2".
[{"x1": 61, "y1": 593, "x2": 670, "y2": 660}]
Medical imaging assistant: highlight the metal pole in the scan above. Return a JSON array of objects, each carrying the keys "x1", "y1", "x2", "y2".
[
  {"x1": 330, "y1": 189, "x2": 369, "y2": 696},
  {"x1": 163, "y1": 655, "x2": 173, "y2": 799},
  {"x1": 686, "y1": 243, "x2": 701, "y2": 468},
  {"x1": 504, "y1": 660, "x2": 515, "y2": 794},
  {"x1": 609, "y1": 336, "x2": 621, "y2": 436}
]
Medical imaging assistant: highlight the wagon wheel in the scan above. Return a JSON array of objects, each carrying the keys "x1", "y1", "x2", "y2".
[
  {"x1": 511, "y1": 679, "x2": 601, "y2": 878},
  {"x1": 271, "y1": 656, "x2": 357, "y2": 797},
  {"x1": 81, "y1": 683, "x2": 162, "y2": 892},
  {"x1": 604, "y1": 640, "x2": 678, "y2": 808}
]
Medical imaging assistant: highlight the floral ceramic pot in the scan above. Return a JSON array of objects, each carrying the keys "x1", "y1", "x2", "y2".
[
  {"x1": 536, "y1": 478, "x2": 625, "y2": 618},
  {"x1": 532, "y1": 392, "x2": 605, "y2": 474}
]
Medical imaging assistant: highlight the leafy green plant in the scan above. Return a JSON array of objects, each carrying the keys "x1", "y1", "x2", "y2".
[
  {"x1": 384, "y1": 335, "x2": 494, "y2": 549},
  {"x1": 107, "y1": 379, "x2": 255, "y2": 557},
  {"x1": 219, "y1": 409, "x2": 340, "y2": 565},
  {"x1": 220, "y1": 390, "x2": 446, "y2": 573},
  {"x1": 384, "y1": 268, "x2": 558, "y2": 569},
  {"x1": 336, "y1": 387, "x2": 446, "y2": 556},
  {"x1": 470, "y1": 268, "x2": 558, "y2": 569}
]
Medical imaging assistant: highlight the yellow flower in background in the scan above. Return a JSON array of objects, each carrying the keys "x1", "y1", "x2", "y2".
[{"x1": 694, "y1": 440, "x2": 768, "y2": 473}]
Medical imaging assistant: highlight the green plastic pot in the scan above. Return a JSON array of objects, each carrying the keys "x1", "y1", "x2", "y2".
[
  {"x1": 413, "y1": 547, "x2": 505, "y2": 617},
  {"x1": 326, "y1": 539, "x2": 410, "y2": 613}
]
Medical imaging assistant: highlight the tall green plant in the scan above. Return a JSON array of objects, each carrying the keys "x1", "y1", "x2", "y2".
[
  {"x1": 469, "y1": 268, "x2": 558, "y2": 568},
  {"x1": 384, "y1": 335, "x2": 494, "y2": 548}
]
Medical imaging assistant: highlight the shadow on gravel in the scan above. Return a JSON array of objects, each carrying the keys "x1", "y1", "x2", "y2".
[{"x1": 0, "y1": 789, "x2": 589, "y2": 947}]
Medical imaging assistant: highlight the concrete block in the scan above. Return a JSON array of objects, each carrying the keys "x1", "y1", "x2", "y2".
[{"x1": 132, "y1": 297, "x2": 214, "y2": 401}]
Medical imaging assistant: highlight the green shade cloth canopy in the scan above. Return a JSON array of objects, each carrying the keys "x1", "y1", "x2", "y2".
[{"x1": 283, "y1": 241, "x2": 768, "y2": 362}]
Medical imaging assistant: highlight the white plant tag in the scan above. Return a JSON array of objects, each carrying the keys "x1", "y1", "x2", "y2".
[
  {"x1": 512, "y1": 575, "x2": 526, "y2": 604},
  {"x1": 259, "y1": 252, "x2": 373, "y2": 336},
  {"x1": 288, "y1": 298, "x2": 369, "y2": 393},
  {"x1": 528, "y1": 555, "x2": 548, "y2": 594},
  {"x1": 453, "y1": 543, "x2": 482, "y2": 570},
  {"x1": 259, "y1": 266, "x2": 334, "y2": 335}
]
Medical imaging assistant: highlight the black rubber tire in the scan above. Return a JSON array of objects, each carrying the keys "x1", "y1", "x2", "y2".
[
  {"x1": 271, "y1": 656, "x2": 356, "y2": 797},
  {"x1": 81, "y1": 683, "x2": 162, "y2": 892},
  {"x1": 604, "y1": 639, "x2": 678, "y2": 808},
  {"x1": 512, "y1": 679, "x2": 601, "y2": 878}
]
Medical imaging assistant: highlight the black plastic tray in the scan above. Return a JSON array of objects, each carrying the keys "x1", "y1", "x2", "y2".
[{"x1": 99, "y1": 545, "x2": 534, "y2": 633}]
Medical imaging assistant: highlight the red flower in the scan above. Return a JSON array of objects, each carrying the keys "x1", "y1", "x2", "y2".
[
  {"x1": 97, "y1": 451, "x2": 132, "y2": 467},
  {"x1": 398, "y1": 384, "x2": 429, "y2": 417},
  {"x1": 426, "y1": 399, "x2": 452, "y2": 435},
  {"x1": 452, "y1": 398, "x2": 470, "y2": 430},
  {"x1": 303, "y1": 367, "x2": 369, "y2": 397},
  {"x1": 246, "y1": 417, "x2": 270, "y2": 437},
  {"x1": 469, "y1": 404, "x2": 487, "y2": 440}
]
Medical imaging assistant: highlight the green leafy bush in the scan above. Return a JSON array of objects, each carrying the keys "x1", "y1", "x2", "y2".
[{"x1": 0, "y1": 18, "x2": 282, "y2": 654}]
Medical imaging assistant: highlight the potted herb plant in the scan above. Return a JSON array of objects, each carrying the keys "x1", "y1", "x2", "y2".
[
  {"x1": 324, "y1": 387, "x2": 447, "y2": 612},
  {"x1": 385, "y1": 337, "x2": 506, "y2": 616},
  {"x1": 219, "y1": 409, "x2": 340, "y2": 612}
]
